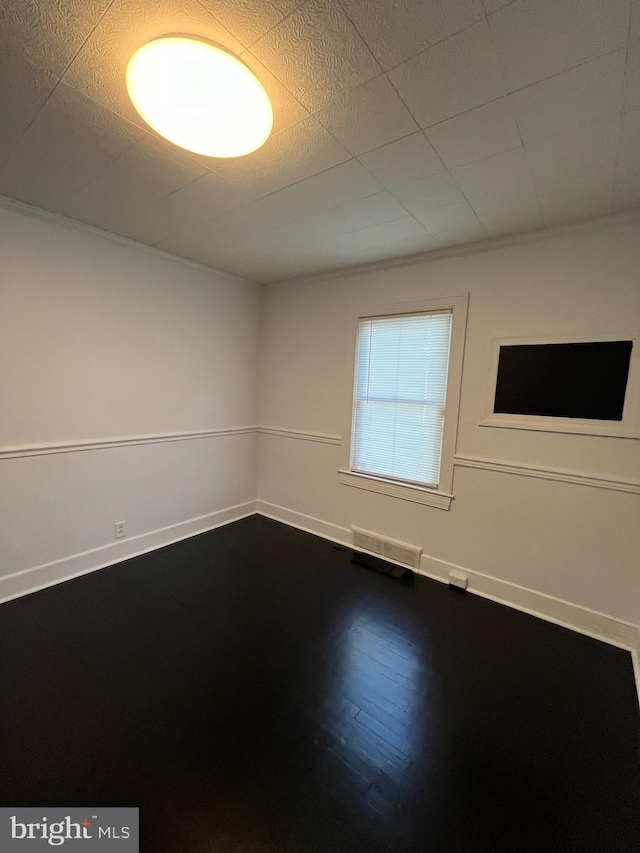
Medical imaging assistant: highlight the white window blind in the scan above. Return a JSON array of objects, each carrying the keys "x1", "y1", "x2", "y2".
[{"x1": 351, "y1": 311, "x2": 453, "y2": 488}]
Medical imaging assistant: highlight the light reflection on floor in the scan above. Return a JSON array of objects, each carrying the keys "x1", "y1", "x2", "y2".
[{"x1": 315, "y1": 602, "x2": 431, "y2": 823}]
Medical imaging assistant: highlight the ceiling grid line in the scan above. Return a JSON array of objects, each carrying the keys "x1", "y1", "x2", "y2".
[
  {"x1": 482, "y1": 2, "x2": 548, "y2": 230},
  {"x1": 612, "y1": 2, "x2": 635, "y2": 213},
  {"x1": 0, "y1": 0, "x2": 120, "y2": 172}
]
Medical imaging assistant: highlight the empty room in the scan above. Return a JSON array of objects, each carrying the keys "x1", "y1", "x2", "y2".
[{"x1": 1, "y1": 0, "x2": 639, "y2": 850}]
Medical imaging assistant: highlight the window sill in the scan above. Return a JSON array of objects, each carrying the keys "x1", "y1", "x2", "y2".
[{"x1": 338, "y1": 470, "x2": 453, "y2": 510}]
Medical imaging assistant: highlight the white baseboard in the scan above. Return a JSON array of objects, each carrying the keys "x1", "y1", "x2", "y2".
[
  {"x1": 256, "y1": 499, "x2": 640, "y2": 703},
  {"x1": 257, "y1": 500, "x2": 351, "y2": 545},
  {"x1": 416, "y1": 552, "x2": 640, "y2": 653},
  {"x1": 0, "y1": 500, "x2": 258, "y2": 605}
]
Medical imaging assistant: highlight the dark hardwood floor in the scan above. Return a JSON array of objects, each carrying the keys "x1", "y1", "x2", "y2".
[{"x1": 0, "y1": 515, "x2": 639, "y2": 852}]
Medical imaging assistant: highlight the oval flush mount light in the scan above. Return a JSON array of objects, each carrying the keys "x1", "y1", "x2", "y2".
[{"x1": 126, "y1": 36, "x2": 273, "y2": 158}]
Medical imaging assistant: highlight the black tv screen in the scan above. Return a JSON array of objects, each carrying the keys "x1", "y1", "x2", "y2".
[{"x1": 493, "y1": 340, "x2": 633, "y2": 421}]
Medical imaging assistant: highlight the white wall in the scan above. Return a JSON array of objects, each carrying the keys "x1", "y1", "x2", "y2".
[
  {"x1": 0, "y1": 202, "x2": 260, "y2": 599},
  {"x1": 258, "y1": 218, "x2": 640, "y2": 637},
  {"x1": 2, "y1": 201, "x2": 639, "y2": 655}
]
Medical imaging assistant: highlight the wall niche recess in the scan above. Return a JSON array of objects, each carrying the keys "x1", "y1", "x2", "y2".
[{"x1": 481, "y1": 335, "x2": 639, "y2": 438}]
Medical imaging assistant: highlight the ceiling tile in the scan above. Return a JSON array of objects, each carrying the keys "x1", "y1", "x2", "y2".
[
  {"x1": 528, "y1": 121, "x2": 617, "y2": 224},
  {"x1": 249, "y1": 228, "x2": 443, "y2": 280},
  {"x1": 55, "y1": 134, "x2": 208, "y2": 231},
  {"x1": 160, "y1": 159, "x2": 383, "y2": 257},
  {"x1": 248, "y1": 257, "x2": 314, "y2": 284},
  {"x1": 451, "y1": 146, "x2": 534, "y2": 200},
  {"x1": 482, "y1": 0, "x2": 513, "y2": 12},
  {"x1": 155, "y1": 224, "x2": 233, "y2": 266},
  {"x1": 336, "y1": 219, "x2": 441, "y2": 261},
  {"x1": 251, "y1": 249, "x2": 341, "y2": 282},
  {"x1": 267, "y1": 237, "x2": 370, "y2": 272},
  {"x1": 329, "y1": 242, "x2": 413, "y2": 267},
  {"x1": 358, "y1": 132, "x2": 444, "y2": 187},
  {"x1": 537, "y1": 170, "x2": 615, "y2": 226},
  {"x1": 631, "y1": 0, "x2": 640, "y2": 43},
  {"x1": 238, "y1": 52, "x2": 309, "y2": 135},
  {"x1": 107, "y1": 172, "x2": 251, "y2": 246},
  {"x1": 391, "y1": 171, "x2": 467, "y2": 214},
  {"x1": 343, "y1": 216, "x2": 439, "y2": 251},
  {"x1": 414, "y1": 202, "x2": 488, "y2": 245},
  {"x1": 450, "y1": 145, "x2": 545, "y2": 235},
  {"x1": 512, "y1": 50, "x2": 625, "y2": 144},
  {"x1": 0, "y1": 0, "x2": 113, "y2": 78},
  {"x1": 197, "y1": 0, "x2": 304, "y2": 48},
  {"x1": 159, "y1": 202, "x2": 295, "y2": 260},
  {"x1": 134, "y1": 145, "x2": 425, "y2": 268},
  {"x1": 388, "y1": 21, "x2": 506, "y2": 128},
  {"x1": 338, "y1": 0, "x2": 485, "y2": 70},
  {"x1": 425, "y1": 96, "x2": 521, "y2": 168},
  {"x1": 158, "y1": 232, "x2": 238, "y2": 268},
  {"x1": 625, "y1": 43, "x2": 640, "y2": 113},
  {"x1": 248, "y1": 0, "x2": 380, "y2": 112},
  {"x1": 381, "y1": 234, "x2": 443, "y2": 258},
  {"x1": 61, "y1": 0, "x2": 245, "y2": 128},
  {"x1": 471, "y1": 187, "x2": 545, "y2": 237},
  {"x1": 0, "y1": 83, "x2": 144, "y2": 212},
  {"x1": 527, "y1": 121, "x2": 619, "y2": 183},
  {"x1": 159, "y1": 188, "x2": 409, "y2": 269},
  {"x1": 228, "y1": 216, "x2": 338, "y2": 256},
  {"x1": 0, "y1": 45, "x2": 57, "y2": 170},
  {"x1": 222, "y1": 253, "x2": 285, "y2": 282},
  {"x1": 614, "y1": 110, "x2": 640, "y2": 211},
  {"x1": 489, "y1": 0, "x2": 630, "y2": 91},
  {"x1": 216, "y1": 159, "x2": 383, "y2": 228},
  {"x1": 236, "y1": 220, "x2": 331, "y2": 255},
  {"x1": 157, "y1": 203, "x2": 308, "y2": 262},
  {"x1": 315, "y1": 75, "x2": 419, "y2": 155},
  {"x1": 171, "y1": 230, "x2": 276, "y2": 270},
  {"x1": 211, "y1": 115, "x2": 351, "y2": 199},
  {"x1": 307, "y1": 190, "x2": 411, "y2": 233}
]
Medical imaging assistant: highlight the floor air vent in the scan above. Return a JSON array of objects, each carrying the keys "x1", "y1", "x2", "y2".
[
  {"x1": 351, "y1": 551, "x2": 414, "y2": 585},
  {"x1": 352, "y1": 526, "x2": 422, "y2": 569}
]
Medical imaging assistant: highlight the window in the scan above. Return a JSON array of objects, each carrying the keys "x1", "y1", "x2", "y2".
[
  {"x1": 351, "y1": 311, "x2": 452, "y2": 487},
  {"x1": 339, "y1": 294, "x2": 467, "y2": 511}
]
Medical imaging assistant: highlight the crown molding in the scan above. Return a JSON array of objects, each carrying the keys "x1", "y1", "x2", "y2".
[
  {"x1": 266, "y1": 208, "x2": 640, "y2": 288},
  {"x1": 0, "y1": 195, "x2": 259, "y2": 290}
]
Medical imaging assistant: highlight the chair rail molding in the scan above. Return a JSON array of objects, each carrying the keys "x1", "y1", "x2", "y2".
[
  {"x1": 258, "y1": 426, "x2": 341, "y2": 445},
  {"x1": 0, "y1": 427, "x2": 258, "y2": 459},
  {"x1": 453, "y1": 454, "x2": 640, "y2": 495}
]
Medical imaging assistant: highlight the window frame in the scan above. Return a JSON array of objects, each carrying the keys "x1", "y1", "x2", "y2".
[{"x1": 339, "y1": 294, "x2": 469, "y2": 511}]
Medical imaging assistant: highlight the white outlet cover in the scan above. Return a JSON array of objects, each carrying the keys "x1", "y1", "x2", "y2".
[{"x1": 448, "y1": 570, "x2": 468, "y2": 590}]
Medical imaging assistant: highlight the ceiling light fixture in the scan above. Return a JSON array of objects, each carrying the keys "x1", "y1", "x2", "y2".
[{"x1": 126, "y1": 36, "x2": 273, "y2": 158}]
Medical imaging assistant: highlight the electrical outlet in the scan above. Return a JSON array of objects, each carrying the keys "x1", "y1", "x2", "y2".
[
  {"x1": 114, "y1": 521, "x2": 127, "y2": 539},
  {"x1": 448, "y1": 570, "x2": 468, "y2": 592}
]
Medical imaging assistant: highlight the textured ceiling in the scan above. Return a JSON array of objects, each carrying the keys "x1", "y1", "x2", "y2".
[{"x1": 1, "y1": 0, "x2": 639, "y2": 283}]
